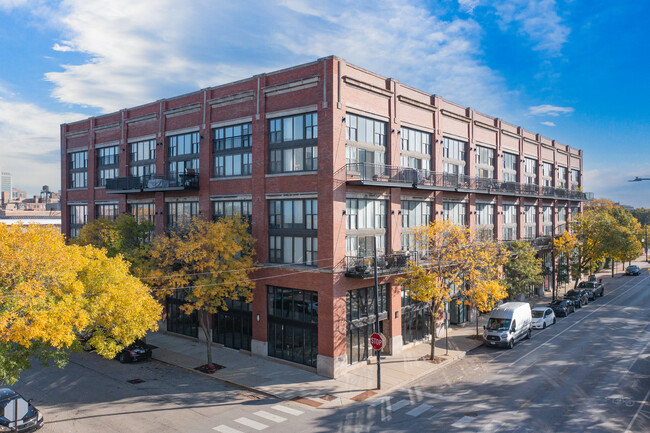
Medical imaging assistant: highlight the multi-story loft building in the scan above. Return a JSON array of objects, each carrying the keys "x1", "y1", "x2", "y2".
[{"x1": 61, "y1": 56, "x2": 592, "y2": 378}]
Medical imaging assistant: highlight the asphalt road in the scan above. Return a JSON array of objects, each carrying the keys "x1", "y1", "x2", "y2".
[{"x1": 13, "y1": 266, "x2": 650, "y2": 432}]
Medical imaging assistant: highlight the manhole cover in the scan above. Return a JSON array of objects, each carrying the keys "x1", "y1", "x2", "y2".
[{"x1": 127, "y1": 379, "x2": 145, "y2": 384}]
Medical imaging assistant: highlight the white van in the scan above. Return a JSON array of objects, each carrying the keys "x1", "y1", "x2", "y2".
[{"x1": 483, "y1": 302, "x2": 532, "y2": 349}]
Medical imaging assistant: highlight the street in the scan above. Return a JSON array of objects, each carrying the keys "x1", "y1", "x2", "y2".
[{"x1": 13, "y1": 267, "x2": 650, "y2": 433}]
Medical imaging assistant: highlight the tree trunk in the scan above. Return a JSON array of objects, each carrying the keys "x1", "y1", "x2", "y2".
[
  {"x1": 476, "y1": 306, "x2": 480, "y2": 337},
  {"x1": 199, "y1": 310, "x2": 213, "y2": 367},
  {"x1": 430, "y1": 304, "x2": 436, "y2": 361}
]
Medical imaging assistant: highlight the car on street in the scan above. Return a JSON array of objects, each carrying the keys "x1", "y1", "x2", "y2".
[
  {"x1": 483, "y1": 302, "x2": 532, "y2": 349},
  {"x1": 549, "y1": 299, "x2": 574, "y2": 317},
  {"x1": 531, "y1": 307, "x2": 556, "y2": 329},
  {"x1": 115, "y1": 339, "x2": 152, "y2": 363},
  {"x1": 625, "y1": 265, "x2": 641, "y2": 276},
  {"x1": 578, "y1": 281, "x2": 604, "y2": 298},
  {"x1": 0, "y1": 388, "x2": 44, "y2": 432},
  {"x1": 565, "y1": 289, "x2": 589, "y2": 307}
]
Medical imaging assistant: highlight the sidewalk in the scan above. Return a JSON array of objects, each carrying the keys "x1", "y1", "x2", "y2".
[{"x1": 147, "y1": 316, "x2": 488, "y2": 408}]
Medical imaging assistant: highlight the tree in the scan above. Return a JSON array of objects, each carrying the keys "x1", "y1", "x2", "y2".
[
  {"x1": 502, "y1": 240, "x2": 544, "y2": 299},
  {"x1": 149, "y1": 216, "x2": 255, "y2": 370},
  {"x1": 74, "y1": 214, "x2": 154, "y2": 277},
  {"x1": 0, "y1": 224, "x2": 161, "y2": 384}
]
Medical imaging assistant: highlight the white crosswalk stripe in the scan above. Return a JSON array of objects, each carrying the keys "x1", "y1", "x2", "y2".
[
  {"x1": 387, "y1": 399, "x2": 411, "y2": 411},
  {"x1": 271, "y1": 405, "x2": 304, "y2": 416},
  {"x1": 406, "y1": 404, "x2": 432, "y2": 417},
  {"x1": 254, "y1": 410, "x2": 287, "y2": 423},
  {"x1": 368, "y1": 396, "x2": 392, "y2": 407},
  {"x1": 234, "y1": 417, "x2": 268, "y2": 430},
  {"x1": 213, "y1": 426, "x2": 243, "y2": 433}
]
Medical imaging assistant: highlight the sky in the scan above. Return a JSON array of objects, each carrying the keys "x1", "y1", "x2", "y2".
[{"x1": 0, "y1": 0, "x2": 648, "y2": 206}]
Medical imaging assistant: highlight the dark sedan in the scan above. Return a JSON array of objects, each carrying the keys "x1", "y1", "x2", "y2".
[
  {"x1": 625, "y1": 265, "x2": 641, "y2": 276},
  {"x1": 565, "y1": 289, "x2": 589, "y2": 307},
  {"x1": 0, "y1": 388, "x2": 44, "y2": 432},
  {"x1": 115, "y1": 339, "x2": 152, "y2": 363},
  {"x1": 549, "y1": 299, "x2": 575, "y2": 317},
  {"x1": 578, "y1": 281, "x2": 604, "y2": 297}
]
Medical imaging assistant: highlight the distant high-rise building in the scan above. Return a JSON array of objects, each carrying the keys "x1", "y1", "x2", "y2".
[{"x1": 0, "y1": 171, "x2": 11, "y2": 197}]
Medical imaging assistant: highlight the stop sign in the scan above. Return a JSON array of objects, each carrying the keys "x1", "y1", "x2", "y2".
[{"x1": 370, "y1": 333, "x2": 385, "y2": 350}]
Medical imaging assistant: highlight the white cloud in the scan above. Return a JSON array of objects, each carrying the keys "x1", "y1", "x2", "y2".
[
  {"x1": 0, "y1": 96, "x2": 84, "y2": 194},
  {"x1": 52, "y1": 42, "x2": 74, "y2": 52},
  {"x1": 528, "y1": 104, "x2": 574, "y2": 116},
  {"x1": 540, "y1": 121, "x2": 556, "y2": 127},
  {"x1": 584, "y1": 166, "x2": 650, "y2": 208},
  {"x1": 0, "y1": 0, "x2": 29, "y2": 10},
  {"x1": 458, "y1": 0, "x2": 482, "y2": 14},
  {"x1": 493, "y1": 0, "x2": 570, "y2": 54}
]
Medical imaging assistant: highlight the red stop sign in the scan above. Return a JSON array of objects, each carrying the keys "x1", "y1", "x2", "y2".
[{"x1": 370, "y1": 333, "x2": 384, "y2": 350}]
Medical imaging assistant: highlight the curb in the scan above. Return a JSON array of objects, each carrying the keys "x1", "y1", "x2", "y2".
[{"x1": 151, "y1": 356, "x2": 282, "y2": 400}]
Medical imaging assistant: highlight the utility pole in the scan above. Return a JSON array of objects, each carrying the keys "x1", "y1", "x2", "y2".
[
  {"x1": 373, "y1": 236, "x2": 381, "y2": 390},
  {"x1": 551, "y1": 207, "x2": 556, "y2": 302}
]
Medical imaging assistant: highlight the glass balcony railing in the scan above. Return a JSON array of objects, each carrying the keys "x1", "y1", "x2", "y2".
[{"x1": 106, "y1": 171, "x2": 199, "y2": 193}]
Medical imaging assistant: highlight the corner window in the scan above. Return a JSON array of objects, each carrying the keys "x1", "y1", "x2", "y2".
[
  {"x1": 69, "y1": 151, "x2": 88, "y2": 189},
  {"x1": 97, "y1": 146, "x2": 119, "y2": 187},
  {"x1": 69, "y1": 204, "x2": 87, "y2": 238}
]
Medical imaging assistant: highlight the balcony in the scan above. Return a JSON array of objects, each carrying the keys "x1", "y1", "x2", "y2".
[
  {"x1": 345, "y1": 250, "x2": 433, "y2": 278},
  {"x1": 345, "y1": 163, "x2": 593, "y2": 201},
  {"x1": 106, "y1": 171, "x2": 199, "y2": 194}
]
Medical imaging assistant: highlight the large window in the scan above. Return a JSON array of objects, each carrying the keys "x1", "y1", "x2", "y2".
[
  {"x1": 401, "y1": 200, "x2": 431, "y2": 251},
  {"x1": 542, "y1": 162, "x2": 553, "y2": 187},
  {"x1": 558, "y1": 205, "x2": 567, "y2": 232},
  {"x1": 503, "y1": 204, "x2": 517, "y2": 240},
  {"x1": 213, "y1": 200, "x2": 252, "y2": 228},
  {"x1": 476, "y1": 203, "x2": 494, "y2": 239},
  {"x1": 346, "y1": 199, "x2": 387, "y2": 256},
  {"x1": 400, "y1": 127, "x2": 431, "y2": 170},
  {"x1": 401, "y1": 286, "x2": 430, "y2": 344},
  {"x1": 130, "y1": 202, "x2": 155, "y2": 242},
  {"x1": 345, "y1": 114, "x2": 387, "y2": 176},
  {"x1": 442, "y1": 137, "x2": 466, "y2": 176},
  {"x1": 267, "y1": 286, "x2": 318, "y2": 368},
  {"x1": 213, "y1": 298, "x2": 252, "y2": 351},
  {"x1": 571, "y1": 169, "x2": 580, "y2": 189},
  {"x1": 524, "y1": 205, "x2": 536, "y2": 239},
  {"x1": 69, "y1": 151, "x2": 88, "y2": 189},
  {"x1": 168, "y1": 132, "x2": 200, "y2": 183},
  {"x1": 96, "y1": 203, "x2": 119, "y2": 221},
  {"x1": 69, "y1": 204, "x2": 87, "y2": 238},
  {"x1": 542, "y1": 206, "x2": 553, "y2": 236},
  {"x1": 130, "y1": 139, "x2": 156, "y2": 179},
  {"x1": 443, "y1": 202, "x2": 467, "y2": 226},
  {"x1": 503, "y1": 153, "x2": 518, "y2": 182},
  {"x1": 167, "y1": 201, "x2": 199, "y2": 228},
  {"x1": 167, "y1": 289, "x2": 198, "y2": 338},
  {"x1": 524, "y1": 158, "x2": 537, "y2": 185},
  {"x1": 557, "y1": 166, "x2": 567, "y2": 188},
  {"x1": 269, "y1": 113, "x2": 317, "y2": 174},
  {"x1": 268, "y1": 199, "x2": 317, "y2": 266},
  {"x1": 347, "y1": 285, "x2": 388, "y2": 364},
  {"x1": 214, "y1": 123, "x2": 252, "y2": 177},
  {"x1": 345, "y1": 113, "x2": 386, "y2": 146},
  {"x1": 97, "y1": 146, "x2": 119, "y2": 187},
  {"x1": 476, "y1": 146, "x2": 495, "y2": 179}
]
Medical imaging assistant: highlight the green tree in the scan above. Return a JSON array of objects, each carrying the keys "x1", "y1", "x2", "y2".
[
  {"x1": 150, "y1": 216, "x2": 255, "y2": 369},
  {"x1": 0, "y1": 224, "x2": 161, "y2": 384},
  {"x1": 502, "y1": 240, "x2": 544, "y2": 299}
]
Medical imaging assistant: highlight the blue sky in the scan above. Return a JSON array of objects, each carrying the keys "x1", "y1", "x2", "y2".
[{"x1": 0, "y1": 0, "x2": 648, "y2": 206}]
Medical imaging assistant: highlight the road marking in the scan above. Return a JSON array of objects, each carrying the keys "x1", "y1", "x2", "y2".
[
  {"x1": 406, "y1": 404, "x2": 431, "y2": 417},
  {"x1": 234, "y1": 417, "x2": 268, "y2": 430},
  {"x1": 271, "y1": 405, "x2": 304, "y2": 416},
  {"x1": 213, "y1": 426, "x2": 242, "y2": 433},
  {"x1": 508, "y1": 276, "x2": 650, "y2": 366},
  {"x1": 422, "y1": 392, "x2": 445, "y2": 400},
  {"x1": 451, "y1": 416, "x2": 475, "y2": 427},
  {"x1": 559, "y1": 366, "x2": 570, "y2": 375},
  {"x1": 368, "y1": 396, "x2": 391, "y2": 407},
  {"x1": 519, "y1": 399, "x2": 531, "y2": 410},
  {"x1": 624, "y1": 381, "x2": 650, "y2": 432},
  {"x1": 254, "y1": 411, "x2": 287, "y2": 423},
  {"x1": 387, "y1": 399, "x2": 411, "y2": 411}
]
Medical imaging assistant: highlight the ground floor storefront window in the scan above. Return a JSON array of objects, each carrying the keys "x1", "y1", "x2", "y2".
[
  {"x1": 212, "y1": 299, "x2": 252, "y2": 351},
  {"x1": 401, "y1": 287, "x2": 430, "y2": 344},
  {"x1": 166, "y1": 289, "x2": 198, "y2": 338},
  {"x1": 267, "y1": 286, "x2": 318, "y2": 367},
  {"x1": 449, "y1": 298, "x2": 469, "y2": 325},
  {"x1": 346, "y1": 285, "x2": 388, "y2": 364}
]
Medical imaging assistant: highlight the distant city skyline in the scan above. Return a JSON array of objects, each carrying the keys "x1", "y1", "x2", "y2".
[{"x1": 0, "y1": 1, "x2": 648, "y2": 206}]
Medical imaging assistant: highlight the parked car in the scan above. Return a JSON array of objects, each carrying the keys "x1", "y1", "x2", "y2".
[
  {"x1": 531, "y1": 307, "x2": 556, "y2": 329},
  {"x1": 577, "y1": 281, "x2": 604, "y2": 298},
  {"x1": 115, "y1": 339, "x2": 152, "y2": 363},
  {"x1": 483, "y1": 302, "x2": 532, "y2": 349},
  {"x1": 565, "y1": 289, "x2": 588, "y2": 307},
  {"x1": 549, "y1": 299, "x2": 574, "y2": 317},
  {"x1": 625, "y1": 265, "x2": 641, "y2": 276},
  {"x1": 0, "y1": 388, "x2": 44, "y2": 432}
]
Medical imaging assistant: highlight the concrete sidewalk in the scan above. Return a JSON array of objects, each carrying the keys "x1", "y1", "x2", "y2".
[{"x1": 147, "y1": 317, "x2": 486, "y2": 408}]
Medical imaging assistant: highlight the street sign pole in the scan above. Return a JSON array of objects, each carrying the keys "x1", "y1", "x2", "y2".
[{"x1": 373, "y1": 236, "x2": 381, "y2": 390}]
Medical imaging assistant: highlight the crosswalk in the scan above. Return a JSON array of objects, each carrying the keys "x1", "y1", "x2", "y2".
[{"x1": 213, "y1": 404, "x2": 304, "y2": 432}]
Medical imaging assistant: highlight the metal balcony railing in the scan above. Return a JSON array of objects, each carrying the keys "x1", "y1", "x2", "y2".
[
  {"x1": 106, "y1": 171, "x2": 199, "y2": 193},
  {"x1": 345, "y1": 163, "x2": 593, "y2": 201},
  {"x1": 344, "y1": 250, "x2": 435, "y2": 278}
]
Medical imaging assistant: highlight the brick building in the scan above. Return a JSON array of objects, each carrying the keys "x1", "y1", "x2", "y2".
[{"x1": 61, "y1": 56, "x2": 591, "y2": 378}]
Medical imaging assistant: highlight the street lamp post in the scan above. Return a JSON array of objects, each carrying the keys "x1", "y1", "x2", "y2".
[{"x1": 629, "y1": 177, "x2": 650, "y2": 262}]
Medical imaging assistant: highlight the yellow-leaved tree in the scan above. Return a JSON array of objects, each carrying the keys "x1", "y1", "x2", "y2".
[
  {"x1": 149, "y1": 216, "x2": 255, "y2": 370},
  {"x1": 0, "y1": 224, "x2": 161, "y2": 384}
]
